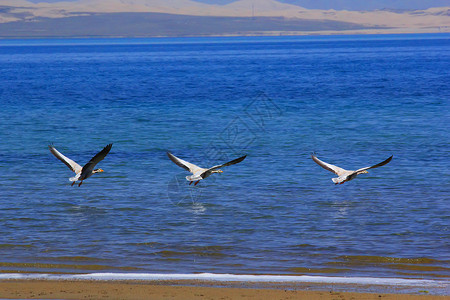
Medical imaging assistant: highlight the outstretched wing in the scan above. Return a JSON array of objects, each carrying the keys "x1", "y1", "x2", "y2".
[
  {"x1": 81, "y1": 144, "x2": 113, "y2": 172},
  {"x1": 167, "y1": 152, "x2": 203, "y2": 174},
  {"x1": 356, "y1": 155, "x2": 393, "y2": 172},
  {"x1": 208, "y1": 155, "x2": 247, "y2": 171},
  {"x1": 202, "y1": 155, "x2": 247, "y2": 178},
  {"x1": 48, "y1": 145, "x2": 82, "y2": 174},
  {"x1": 311, "y1": 154, "x2": 348, "y2": 176}
]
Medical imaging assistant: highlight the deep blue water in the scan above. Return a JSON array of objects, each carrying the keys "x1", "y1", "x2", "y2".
[{"x1": 0, "y1": 34, "x2": 449, "y2": 279}]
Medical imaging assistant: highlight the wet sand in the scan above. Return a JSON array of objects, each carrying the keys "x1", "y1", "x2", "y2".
[{"x1": 0, "y1": 280, "x2": 447, "y2": 300}]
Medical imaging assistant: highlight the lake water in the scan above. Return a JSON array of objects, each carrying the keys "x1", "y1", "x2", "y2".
[{"x1": 0, "y1": 34, "x2": 448, "y2": 289}]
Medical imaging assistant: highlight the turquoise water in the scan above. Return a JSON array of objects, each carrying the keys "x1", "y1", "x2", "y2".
[{"x1": 0, "y1": 34, "x2": 448, "y2": 280}]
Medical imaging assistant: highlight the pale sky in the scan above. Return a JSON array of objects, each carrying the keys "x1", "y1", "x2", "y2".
[{"x1": 26, "y1": 0, "x2": 450, "y2": 10}]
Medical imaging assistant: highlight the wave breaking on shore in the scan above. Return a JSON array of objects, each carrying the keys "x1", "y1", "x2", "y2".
[{"x1": 0, "y1": 273, "x2": 447, "y2": 288}]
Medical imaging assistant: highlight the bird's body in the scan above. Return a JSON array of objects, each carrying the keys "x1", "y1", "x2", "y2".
[
  {"x1": 49, "y1": 144, "x2": 112, "y2": 186},
  {"x1": 311, "y1": 154, "x2": 393, "y2": 184},
  {"x1": 167, "y1": 152, "x2": 246, "y2": 185}
]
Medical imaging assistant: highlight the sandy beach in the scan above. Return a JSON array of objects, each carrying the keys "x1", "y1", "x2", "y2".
[{"x1": 0, "y1": 280, "x2": 447, "y2": 300}]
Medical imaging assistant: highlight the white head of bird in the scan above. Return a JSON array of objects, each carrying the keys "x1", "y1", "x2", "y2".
[
  {"x1": 94, "y1": 168, "x2": 104, "y2": 173},
  {"x1": 214, "y1": 170, "x2": 223, "y2": 174}
]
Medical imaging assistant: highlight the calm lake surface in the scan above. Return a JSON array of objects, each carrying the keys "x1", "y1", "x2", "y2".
[{"x1": 0, "y1": 34, "x2": 448, "y2": 280}]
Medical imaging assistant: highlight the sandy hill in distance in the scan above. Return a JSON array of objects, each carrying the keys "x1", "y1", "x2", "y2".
[{"x1": 0, "y1": 0, "x2": 449, "y2": 37}]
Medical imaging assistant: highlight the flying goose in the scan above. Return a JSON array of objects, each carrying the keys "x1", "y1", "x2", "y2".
[
  {"x1": 49, "y1": 144, "x2": 113, "y2": 187},
  {"x1": 167, "y1": 152, "x2": 247, "y2": 186},
  {"x1": 311, "y1": 154, "x2": 393, "y2": 184}
]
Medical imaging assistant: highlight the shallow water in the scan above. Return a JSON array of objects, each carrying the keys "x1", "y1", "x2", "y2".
[{"x1": 0, "y1": 34, "x2": 449, "y2": 281}]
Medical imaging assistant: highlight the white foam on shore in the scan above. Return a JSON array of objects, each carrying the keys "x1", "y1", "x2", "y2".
[{"x1": 0, "y1": 273, "x2": 448, "y2": 288}]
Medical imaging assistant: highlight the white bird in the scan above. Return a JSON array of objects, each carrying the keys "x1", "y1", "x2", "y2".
[
  {"x1": 311, "y1": 154, "x2": 393, "y2": 185},
  {"x1": 49, "y1": 144, "x2": 112, "y2": 187},
  {"x1": 167, "y1": 152, "x2": 247, "y2": 186}
]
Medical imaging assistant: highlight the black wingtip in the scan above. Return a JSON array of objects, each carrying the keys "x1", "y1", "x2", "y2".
[{"x1": 234, "y1": 155, "x2": 247, "y2": 165}]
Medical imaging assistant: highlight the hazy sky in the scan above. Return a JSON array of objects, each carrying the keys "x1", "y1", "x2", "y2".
[
  {"x1": 26, "y1": 0, "x2": 450, "y2": 10},
  {"x1": 278, "y1": 0, "x2": 450, "y2": 10}
]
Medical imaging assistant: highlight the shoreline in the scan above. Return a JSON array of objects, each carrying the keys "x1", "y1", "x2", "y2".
[
  {"x1": 0, "y1": 273, "x2": 448, "y2": 298},
  {"x1": 0, "y1": 29, "x2": 449, "y2": 40},
  {"x1": 0, "y1": 279, "x2": 448, "y2": 300}
]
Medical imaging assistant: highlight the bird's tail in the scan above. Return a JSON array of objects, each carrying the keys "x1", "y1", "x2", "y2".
[
  {"x1": 333, "y1": 177, "x2": 347, "y2": 184},
  {"x1": 70, "y1": 174, "x2": 80, "y2": 182}
]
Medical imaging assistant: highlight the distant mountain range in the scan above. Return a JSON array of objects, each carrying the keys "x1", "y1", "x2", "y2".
[
  {"x1": 0, "y1": 0, "x2": 449, "y2": 38},
  {"x1": 21, "y1": 0, "x2": 450, "y2": 11}
]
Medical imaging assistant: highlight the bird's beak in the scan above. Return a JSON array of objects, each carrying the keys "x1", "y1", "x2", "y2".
[
  {"x1": 363, "y1": 170, "x2": 368, "y2": 174},
  {"x1": 219, "y1": 170, "x2": 223, "y2": 173},
  {"x1": 98, "y1": 169, "x2": 104, "y2": 173}
]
